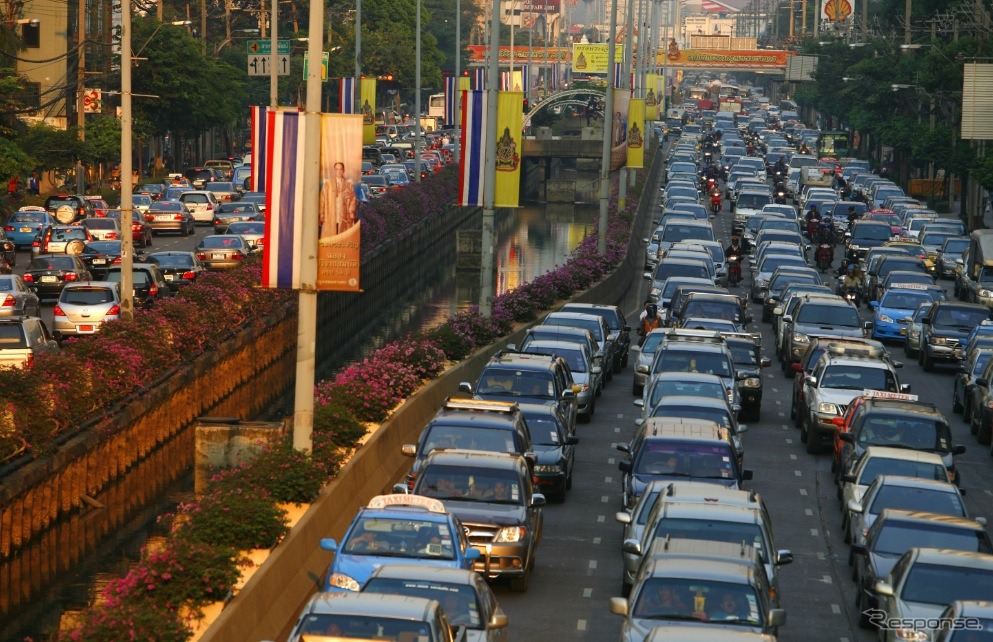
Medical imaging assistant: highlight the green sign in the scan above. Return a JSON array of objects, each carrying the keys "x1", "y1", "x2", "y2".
[
  {"x1": 303, "y1": 51, "x2": 330, "y2": 82},
  {"x1": 247, "y1": 39, "x2": 290, "y2": 55}
]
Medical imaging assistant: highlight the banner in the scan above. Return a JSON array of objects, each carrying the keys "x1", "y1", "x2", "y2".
[
  {"x1": 500, "y1": 70, "x2": 525, "y2": 91},
  {"x1": 645, "y1": 73, "x2": 661, "y2": 120},
  {"x1": 445, "y1": 76, "x2": 457, "y2": 126},
  {"x1": 360, "y1": 78, "x2": 376, "y2": 144},
  {"x1": 249, "y1": 105, "x2": 268, "y2": 192},
  {"x1": 495, "y1": 91, "x2": 523, "y2": 208},
  {"x1": 459, "y1": 90, "x2": 487, "y2": 206},
  {"x1": 573, "y1": 44, "x2": 624, "y2": 73},
  {"x1": 467, "y1": 45, "x2": 571, "y2": 64},
  {"x1": 262, "y1": 110, "x2": 307, "y2": 289},
  {"x1": 610, "y1": 88, "x2": 630, "y2": 171},
  {"x1": 473, "y1": 68, "x2": 485, "y2": 90},
  {"x1": 627, "y1": 98, "x2": 645, "y2": 169},
  {"x1": 317, "y1": 113, "x2": 364, "y2": 291},
  {"x1": 459, "y1": 76, "x2": 471, "y2": 92},
  {"x1": 657, "y1": 47, "x2": 791, "y2": 69},
  {"x1": 339, "y1": 77, "x2": 356, "y2": 113}
]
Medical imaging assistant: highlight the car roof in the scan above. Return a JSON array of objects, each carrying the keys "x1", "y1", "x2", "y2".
[
  {"x1": 422, "y1": 449, "x2": 526, "y2": 471},
  {"x1": 644, "y1": 626, "x2": 776, "y2": 641},
  {"x1": 869, "y1": 474, "x2": 960, "y2": 493},
  {"x1": 862, "y1": 446, "x2": 946, "y2": 464},
  {"x1": 641, "y1": 556, "x2": 756, "y2": 583},
  {"x1": 876, "y1": 510, "x2": 987, "y2": 531},
  {"x1": 640, "y1": 419, "x2": 729, "y2": 441},
  {"x1": 660, "y1": 481, "x2": 762, "y2": 507},
  {"x1": 650, "y1": 372, "x2": 726, "y2": 384},
  {"x1": 655, "y1": 395, "x2": 731, "y2": 410},
  {"x1": 366, "y1": 564, "x2": 481, "y2": 586},
  {"x1": 301, "y1": 591, "x2": 439, "y2": 619},
  {"x1": 860, "y1": 398, "x2": 940, "y2": 417}
]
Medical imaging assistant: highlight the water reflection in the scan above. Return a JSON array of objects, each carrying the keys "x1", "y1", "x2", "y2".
[{"x1": 1, "y1": 200, "x2": 595, "y2": 642}]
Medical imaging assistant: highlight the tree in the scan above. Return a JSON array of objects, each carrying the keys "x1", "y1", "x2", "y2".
[
  {"x1": 81, "y1": 116, "x2": 121, "y2": 167},
  {"x1": 0, "y1": 135, "x2": 34, "y2": 180},
  {"x1": 17, "y1": 121, "x2": 78, "y2": 173}
]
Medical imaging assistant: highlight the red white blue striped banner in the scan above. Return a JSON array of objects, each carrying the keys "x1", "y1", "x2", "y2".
[
  {"x1": 262, "y1": 110, "x2": 307, "y2": 289},
  {"x1": 444, "y1": 76, "x2": 457, "y2": 126},
  {"x1": 249, "y1": 105, "x2": 268, "y2": 192},
  {"x1": 338, "y1": 77, "x2": 356, "y2": 114},
  {"x1": 458, "y1": 90, "x2": 487, "y2": 207},
  {"x1": 473, "y1": 68, "x2": 485, "y2": 90}
]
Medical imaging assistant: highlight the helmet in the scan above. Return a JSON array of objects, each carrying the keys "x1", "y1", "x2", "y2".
[
  {"x1": 731, "y1": 235, "x2": 740, "y2": 242},
  {"x1": 848, "y1": 265, "x2": 856, "y2": 274}
]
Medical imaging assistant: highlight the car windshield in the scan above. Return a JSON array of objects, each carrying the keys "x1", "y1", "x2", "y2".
[
  {"x1": 662, "y1": 225, "x2": 713, "y2": 243},
  {"x1": 856, "y1": 416, "x2": 951, "y2": 452},
  {"x1": 868, "y1": 485, "x2": 964, "y2": 518},
  {"x1": 641, "y1": 332, "x2": 666, "y2": 355},
  {"x1": 654, "y1": 263, "x2": 710, "y2": 282},
  {"x1": 879, "y1": 261, "x2": 926, "y2": 278},
  {"x1": 652, "y1": 518, "x2": 768, "y2": 563},
  {"x1": 820, "y1": 365, "x2": 897, "y2": 392},
  {"x1": 899, "y1": 564, "x2": 993, "y2": 605},
  {"x1": 727, "y1": 342, "x2": 758, "y2": 367},
  {"x1": 421, "y1": 425, "x2": 518, "y2": 454},
  {"x1": 631, "y1": 578, "x2": 762, "y2": 625},
  {"x1": 417, "y1": 465, "x2": 523, "y2": 505},
  {"x1": 942, "y1": 239, "x2": 969, "y2": 254},
  {"x1": 476, "y1": 367, "x2": 556, "y2": 399},
  {"x1": 544, "y1": 318, "x2": 603, "y2": 342},
  {"x1": 933, "y1": 307, "x2": 990, "y2": 328},
  {"x1": 858, "y1": 457, "x2": 948, "y2": 488},
  {"x1": 770, "y1": 273, "x2": 817, "y2": 290},
  {"x1": 682, "y1": 300, "x2": 741, "y2": 322},
  {"x1": 363, "y1": 578, "x2": 482, "y2": 628},
  {"x1": 217, "y1": 204, "x2": 255, "y2": 214},
  {"x1": 11, "y1": 211, "x2": 47, "y2": 223},
  {"x1": 880, "y1": 292, "x2": 932, "y2": 310},
  {"x1": 796, "y1": 304, "x2": 860, "y2": 327},
  {"x1": 634, "y1": 443, "x2": 737, "y2": 479},
  {"x1": 920, "y1": 232, "x2": 954, "y2": 250},
  {"x1": 649, "y1": 404, "x2": 731, "y2": 429},
  {"x1": 60, "y1": 288, "x2": 115, "y2": 305},
  {"x1": 105, "y1": 271, "x2": 151, "y2": 286},
  {"x1": 737, "y1": 193, "x2": 772, "y2": 209},
  {"x1": 341, "y1": 516, "x2": 456, "y2": 559},
  {"x1": 648, "y1": 381, "x2": 725, "y2": 408},
  {"x1": 148, "y1": 254, "x2": 195, "y2": 268},
  {"x1": 524, "y1": 415, "x2": 565, "y2": 447},
  {"x1": 872, "y1": 522, "x2": 989, "y2": 556},
  {"x1": 294, "y1": 613, "x2": 434, "y2": 638},
  {"x1": 853, "y1": 225, "x2": 892, "y2": 241},
  {"x1": 50, "y1": 229, "x2": 87, "y2": 241},
  {"x1": 654, "y1": 350, "x2": 732, "y2": 378},
  {"x1": 29, "y1": 256, "x2": 75, "y2": 270}
]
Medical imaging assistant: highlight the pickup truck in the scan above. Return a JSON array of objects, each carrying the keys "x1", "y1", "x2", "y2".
[{"x1": 0, "y1": 317, "x2": 59, "y2": 368}]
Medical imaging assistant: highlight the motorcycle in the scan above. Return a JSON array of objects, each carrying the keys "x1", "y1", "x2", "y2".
[
  {"x1": 816, "y1": 244, "x2": 834, "y2": 272},
  {"x1": 727, "y1": 255, "x2": 742, "y2": 286},
  {"x1": 774, "y1": 184, "x2": 787, "y2": 204},
  {"x1": 805, "y1": 216, "x2": 822, "y2": 239},
  {"x1": 710, "y1": 192, "x2": 722, "y2": 216},
  {"x1": 842, "y1": 286, "x2": 861, "y2": 307}
]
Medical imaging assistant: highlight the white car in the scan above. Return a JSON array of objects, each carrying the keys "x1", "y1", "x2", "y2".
[
  {"x1": 178, "y1": 190, "x2": 220, "y2": 224},
  {"x1": 80, "y1": 217, "x2": 122, "y2": 241}
]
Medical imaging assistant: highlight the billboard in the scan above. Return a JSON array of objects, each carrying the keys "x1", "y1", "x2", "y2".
[
  {"x1": 822, "y1": 0, "x2": 853, "y2": 21},
  {"x1": 656, "y1": 46, "x2": 790, "y2": 70},
  {"x1": 521, "y1": 0, "x2": 561, "y2": 12},
  {"x1": 572, "y1": 44, "x2": 625, "y2": 74},
  {"x1": 466, "y1": 45, "x2": 570, "y2": 64}
]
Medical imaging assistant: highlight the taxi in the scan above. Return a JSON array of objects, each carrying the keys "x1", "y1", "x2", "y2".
[
  {"x1": 869, "y1": 283, "x2": 945, "y2": 341},
  {"x1": 4, "y1": 206, "x2": 53, "y2": 249},
  {"x1": 884, "y1": 238, "x2": 935, "y2": 274},
  {"x1": 319, "y1": 494, "x2": 480, "y2": 592}
]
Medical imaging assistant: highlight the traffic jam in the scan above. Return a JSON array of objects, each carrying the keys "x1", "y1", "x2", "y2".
[{"x1": 271, "y1": 89, "x2": 993, "y2": 641}]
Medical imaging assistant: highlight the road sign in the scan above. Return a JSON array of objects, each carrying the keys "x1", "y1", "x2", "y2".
[
  {"x1": 247, "y1": 39, "x2": 290, "y2": 55},
  {"x1": 302, "y1": 51, "x2": 330, "y2": 82},
  {"x1": 247, "y1": 54, "x2": 290, "y2": 76}
]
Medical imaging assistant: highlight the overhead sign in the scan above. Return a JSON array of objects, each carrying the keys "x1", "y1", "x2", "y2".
[
  {"x1": 247, "y1": 54, "x2": 290, "y2": 76},
  {"x1": 521, "y1": 0, "x2": 561, "y2": 13},
  {"x1": 572, "y1": 44, "x2": 625, "y2": 74},
  {"x1": 466, "y1": 45, "x2": 570, "y2": 65},
  {"x1": 656, "y1": 46, "x2": 791, "y2": 71},
  {"x1": 247, "y1": 39, "x2": 290, "y2": 55},
  {"x1": 303, "y1": 51, "x2": 330, "y2": 82}
]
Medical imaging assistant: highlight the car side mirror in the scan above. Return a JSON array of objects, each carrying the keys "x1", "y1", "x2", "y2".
[
  {"x1": 622, "y1": 539, "x2": 642, "y2": 555},
  {"x1": 760, "y1": 357, "x2": 772, "y2": 367},
  {"x1": 592, "y1": 366, "x2": 603, "y2": 375},
  {"x1": 566, "y1": 435, "x2": 579, "y2": 445},
  {"x1": 615, "y1": 511, "x2": 632, "y2": 525},
  {"x1": 401, "y1": 444, "x2": 417, "y2": 456},
  {"x1": 618, "y1": 460, "x2": 632, "y2": 473},
  {"x1": 850, "y1": 542, "x2": 867, "y2": 556},
  {"x1": 782, "y1": 314, "x2": 793, "y2": 324},
  {"x1": 644, "y1": 272, "x2": 652, "y2": 280},
  {"x1": 776, "y1": 550, "x2": 794, "y2": 566},
  {"x1": 320, "y1": 538, "x2": 339, "y2": 552},
  {"x1": 531, "y1": 493, "x2": 546, "y2": 507},
  {"x1": 563, "y1": 389, "x2": 576, "y2": 399},
  {"x1": 839, "y1": 432, "x2": 853, "y2": 443},
  {"x1": 458, "y1": 382, "x2": 473, "y2": 394},
  {"x1": 900, "y1": 384, "x2": 912, "y2": 393},
  {"x1": 874, "y1": 580, "x2": 894, "y2": 597},
  {"x1": 465, "y1": 548, "x2": 482, "y2": 561},
  {"x1": 863, "y1": 321, "x2": 873, "y2": 332},
  {"x1": 633, "y1": 398, "x2": 645, "y2": 408},
  {"x1": 741, "y1": 469, "x2": 754, "y2": 481},
  {"x1": 869, "y1": 301, "x2": 879, "y2": 309},
  {"x1": 791, "y1": 362, "x2": 804, "y2": 373},
  {"x1": 767, "y1": 609, "x2": 787, "y2": 628},
  {"x1": 507, "y1": 343, "x2": 517, "y2": 352},
  {"x1": 847, "y1": 499, "x2": 864, "y2": 514},
  {"x1": 393, "y1": 483, "x2": 410, "y2": 494},
  {"x1": 737, "y1": 424, "x2": 749, "y2": 434},
  {"x1": 608, "y1": 597, "x2": 630, "y2": 617},
  {"x1": 773, "y1": 307, "x2": 783, "y2": 316},
  {"x1": 490, "y1": 611, "x2": 509, "y2": 629}
]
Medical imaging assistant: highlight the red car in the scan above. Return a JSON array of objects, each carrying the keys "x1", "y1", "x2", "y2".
[
  {"x1": 84, "y1": 197, "x2": 111, "y2": 217},
  {"x1": 106, "y1": 209, "x2": 154, "y2": 248}
]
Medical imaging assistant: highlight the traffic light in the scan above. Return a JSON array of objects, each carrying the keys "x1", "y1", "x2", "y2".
[
  {"x1": 523, "y1": 98, "x2": 530, "y2": 114},
  {"x1": 377, "y1": 75, "x2": 394, "y2": 82}
]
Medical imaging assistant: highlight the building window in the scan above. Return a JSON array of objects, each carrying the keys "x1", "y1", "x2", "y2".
[
  {"x1": 21, "y1": 22, "x2": 40, "y2": 48},
  {"x1": 21, "y1": 82, "x2": 41, "y2": 109}
]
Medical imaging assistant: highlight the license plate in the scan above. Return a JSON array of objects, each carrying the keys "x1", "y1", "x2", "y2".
[
  {"x1": 900, "y1": 328, "x2": 907, "y2": 335},
  {"x1": 212, "y1": 253, "x2": 224, "y2": 259},
  {"x1": 40, "y1": 275, "x2": 57, "y2": 283},
  {"x1": 20, "y1": 227, "x2": 31, "y2": 233},
  {"x1": 164, "y1": 274, "x2": 174, "y2": 281},
  {"x1": 156, "y1": 215, "x2": 172, "y2": 221},
  {"x1": 78, "y1": 325, "x2": 94, "y2": 332},
  {"x1": 92, "y1": 258, "x2": 106, "y2": 265}
]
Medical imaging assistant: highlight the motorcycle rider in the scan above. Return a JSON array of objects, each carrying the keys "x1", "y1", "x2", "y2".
[
  {"x1": 724, "y1": 235, "x2": 745, "y2": 285},
  {"x1": 819, "y1": 217, "x2": 836, "y2": 246},
  {"x1": 805, "y1": 204, "x2": 821, "y2": 238},
  {"x1": 710, "y1": 188, "x2": 722, "y2": 214},
  {"x1": 773, "y1": 157, "x2": 786, "y2": 177},
  {"x1": 842, "y1": 265, "x2": 864, "y2": 306},
  {"x1": 846, "y1": 206, "x2": 860, "y2": 231}
]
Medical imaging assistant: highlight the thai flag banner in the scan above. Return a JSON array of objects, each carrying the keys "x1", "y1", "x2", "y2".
[
  {"x1": 473, "y1": 68, "x2": 485, "y2": 90},
  {"x1": 444, "y1": 76, "x2": 457, "y2": 126},
  {"x1": 520, "y1": 65, "x2": 529, "y2": 93},
  {"x1": 261, "y1": 110, "x2": 307, "y2": 289},
  {"x1": 338, "y1": 77, "x2": 356, "y2": 113},
  {"x1": 458, "y1": 90, "x2": 487, "y2": 207},
  {"x1": 613, "y1": 63, "x2": 623, "y2": 88},
  {"x1": 500, "y1": 71, "x2": 509, "y2": 91},
  {"x1": 249, "y1": 105, "x2": 268, "y2": 192}
]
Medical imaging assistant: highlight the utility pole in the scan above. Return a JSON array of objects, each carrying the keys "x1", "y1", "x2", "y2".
[
  {"x1": 270, "y1": 0, "x2": 278, "y2": 106},
  {"x1": 354, "y1": 0, "x2": 361, "y2": 114},
  {"x1": 801, "y1": 0, "x2": 807, "y2": 36},
  {"x1": 598, "y1": 0, "x2": 618, "y2": 255},
  {"x1": 618, "y1": 0, "x2": 633, "y2": 208},
  {"x1": 789, "y1": 0, "x2": 795, "y2": 40},
  {"x1": 479, "y1": 0, "x2": 501, "y2": 315},
  {"x1": 76, "y1": 0, "x2": 87, "y2": 194},
  {"x1": 200, "y1": 0, "x2": 206, "y2": 54},
  {"x1": 120, "y1": 0, "x2": 134, "y2": 321},
  {"x1": 904, "y1": 0, "x2": 912, "y2": 43}
]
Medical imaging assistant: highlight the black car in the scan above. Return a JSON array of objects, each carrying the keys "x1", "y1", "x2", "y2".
[
  {"x1": 104, "y1": 263, "x2": 172, "y2": 307},
  {"x1": 725, "y1": 332, "x2": 771, "y2": 422},
  {"x1": 44, "y1": 194, "x2": 94, "y2": 224},
  {"x1": 519, "y1": 402, "x2": 578, "y2": 503},
  {"x1": 0, "y1": 229, "x2": 14, "y2": 270},
  {"x1": 846, "y1": 221, "x2": 894, "y2": 260},
  {"x1": 560, "y1": 302, "x2": 633, "y2": 372},
  {"x1": 144, "y1": 251, "x2": 206, "y2": 292},
  {"x1": 919, "y1": 301, "x2": 992, "y2": 371},
  {"x1": 135, "y1": 183, "x2": 166, "y2": 201},
  {"x1": 22, "y1": 254, "x2": 92, "y2": 299},
  {"x1": 79, "y1": 240, "x2": 133, "y2": 279}
]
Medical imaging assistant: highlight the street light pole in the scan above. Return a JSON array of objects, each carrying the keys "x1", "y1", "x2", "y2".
[
  {"x1": 120, "y1": 0, "x2": 134, "y2": 321},
  {"x1": 271, "y1": 0, "x2": 278, "y2": 107},
  {"x1": 415, "y1": 0, "x2": 422, "y2": 182},
  {"x1": 479, "y1": 0, "x2": 501, "y2": 315},
  {"x1": 598, "y1": 0, "x2": 618, "y2": 255},
  {"x1": 455, "y1": 0, "x2": 462, "y2": 164},
  {"x1": 354, "y1": 0, "x2": 361, "y2": 114}
]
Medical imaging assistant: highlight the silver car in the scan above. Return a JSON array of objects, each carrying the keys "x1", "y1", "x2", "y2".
[
  {"x1": 224, "y1": 221, "x2": 265, "y2": 251},
  {"x1": 179, "y1": 190, "x2": 221, "y2": 224},
  {"x1": 196, "y1": 234, "x2": 252, "y2": 270},
  {"x1": 144, "y1": 201, "x2": 196, "y2": 236},
  {"x1": 52, "y1": 281, "x2": 121, "y2": 338},
  {"x1": 520, "y1": 339, "x2": 601, "y2": 422},
  {"x1": 614, "y1": 479, "x2": 672, "y2": 595},
  {"x1": 80, "y1": 217, "x2": 122, "y2": 241},
  {"x1": 0, "y1": 274, "x2": 41, "y2": 317},
  {"x1": 632, "y1": 328, "x2": 666, "y2": 397}
]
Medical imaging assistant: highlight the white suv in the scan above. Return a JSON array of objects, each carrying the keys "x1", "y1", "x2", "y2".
[{"x1": 178, "y1": 191, "x2": 220, "y2": 225}]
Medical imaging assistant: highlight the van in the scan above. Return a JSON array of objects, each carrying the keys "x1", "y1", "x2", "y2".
[
  {"x1": 362, "y1": 146, "x2": 385, "y2": 167},
  {"x1": 204, "y1": 159, "x2": 234, "y2": 180}
]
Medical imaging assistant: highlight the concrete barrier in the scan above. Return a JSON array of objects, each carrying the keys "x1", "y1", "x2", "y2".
[{"x1": 199, "y1": 142, "x2": 662, "y2": 642}]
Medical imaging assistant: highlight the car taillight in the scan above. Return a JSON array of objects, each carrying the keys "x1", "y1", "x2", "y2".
[
  {"x1": 32, "y1": 239, "x2": 40, "y2": 247},
  {"x1": 106, "y1": 232, "x2": 118, "y2": 239},
  {"x1": 197, "y1": 252, "x2": 207, "y2": 259},
  {"x1": 206, "y1": 204, "x2": 213, "y2": 211},
  {"x1": 174, "y1": 214, "x2": 183, "y2": 220},
  {"x1": 107, "y1": 304, "x2": 121, "y2": 315},
  {"x1": 182, "y1": 271, "x2": 196, "y2": 280},
  {"x1": 113, "y1": 256, "x2": 122, "y2": 264},
  {"x1": 77, "y1": 207, "x2": 85, "y2": 217},
  {"x1": 149, "y1": 284, "x2": 158, "y2": 296},
  {"x1": 231, "y1": 252, "x2": 245, "y2": 260},
  {"x1": 132, "y1": 224, "x2": 141, "y2": 231},
  {"x1": 213, "y1": 218, "x2": 221, "y2": 225},
  {"x1": 1, "y1": 295, "x2": 14, "y2": 307},
  {"x1": 22, "y1": 274, "x2": 33, "y2": 282},
  {"x1": 3, "y1": 225, "x2": 12, "y2": 232},
  {"x1": 145, "y1": 214, "x2": 154, "y2": 221},
  {"x1": 256, "y1": 238, "x2": 265, "y2": 245},
  {"x1": 64, "y1": 273, "x2": 78, "y2": 281},
  {"x1": 53, "y1": 304, "x2": 66, "y2": 317}
]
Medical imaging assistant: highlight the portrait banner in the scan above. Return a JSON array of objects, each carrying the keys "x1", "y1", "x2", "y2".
[
  {"x1": 262, "y1": 109, "x2": 306, "y2": 290},
  {"x1": 610, "y1": 89, "x2": 630, "y2": 171},
  {"x1": 627, "y1": 98, "x2": 645, "y2": 169},
  {"x1": 360, "y1": 78, "x2": 376, "y2": 144},
  {"x1": 645, "y1": 74, "x2": 660, "y2": 120},
  {"x1": 317, "y1": 113, "x2": 364, "y2": 292},
  {"x1": 495, "y1": 91, "x2": 523, "y2": 208}
]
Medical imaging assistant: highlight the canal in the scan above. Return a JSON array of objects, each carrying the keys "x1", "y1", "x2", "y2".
[{"x1": 0, "y1": 199, "x2": 602, "y2": 642}]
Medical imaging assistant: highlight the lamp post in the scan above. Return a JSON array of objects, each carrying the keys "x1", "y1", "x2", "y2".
[
  {"x1": 414, "y1": 0, "x2": 421, "y2": 182},
  {"x1": 597, "y1": 0, "x2": 618, "y2": 255},
  {"x1": 214, "y1": 27, "x2": 261, "y2": 55},
  {"x1": 479, "y1": 0, "x2": 501, "y2": 315}
]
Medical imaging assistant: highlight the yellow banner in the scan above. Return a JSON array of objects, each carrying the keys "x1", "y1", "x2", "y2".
[
  {"x1": 360, "y1": 78, "x2": 376, "y2": 145},
  {"x1": 611, "y1": 88, "x2": 630, "y2": 171},
  {"x1": 572, "y1": 43, "x2": 624, "y2": 73},
  {"x1": 459, "y1": 76, "x2": 471, "y2": 91},
  {"x1": 495, "y1": 91, "x2": 523, "y2": 208},
  {"x1": 645, "y1": 74, "x2": 660, "y2": 120},
  {"x1": 627, "y1": 98, "x2": 645, "y2": 169},
  {"x1": 318, "y1": 113, "x2": 364, "y2": 291}
]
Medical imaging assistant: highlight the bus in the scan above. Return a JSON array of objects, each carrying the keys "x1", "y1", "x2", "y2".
[
  {"x1": 428, "y1": 93, "x2": 445, "y2": 119},
  {"x1": 816, "y1": 130, "x2": 851, "y2": 159}
]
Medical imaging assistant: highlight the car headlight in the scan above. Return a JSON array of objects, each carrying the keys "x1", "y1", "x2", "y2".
[
  {"x1": 650, "y1": 288, "x2": 661, "y2": 299},
  {"x1": 742, "y1": 377, "x2": 761, "y2": 388},
  {"x1": 533, "y1": 464, "x2": 562, "y2": 474},
  {"x1": 636, "y1": 364, "x2": 649, "y2": 374},
  {"x1": 893, "y1": 628, "x2": 928, "y2": 641},
  {"x1": 910, "y1": 330, "x2": 920, "y2": 338},
  {"x1": 793, "y1": 332, "x2": 809, "y2": 344},
  {"x1": 849, "y1": 244, "x2": 861, "y2": 251},
  {"x1": 877, "y1": 314, "x2": 894, "y2": 324},
  {"x1": 817, "y1": 402, "x2": 840, "y2": 415},
  {"x1": 757, "y1": 279, "x2": 769, "y2": 288},
  {"x1": 577, "y1": 383, "x2": 590, "y2": 392},
  {"x1": 980, "y1": 289, "x2": 993, "y2": 298},
  {"x1": 328, "y1": 573, "x2": 361, "y2": 591},
  {"x1": 932, "y1": 336, "x2": 949, "y2": 345},
  {"x1": 494, "y1": 526, "x2": 526, "y2": 543}
]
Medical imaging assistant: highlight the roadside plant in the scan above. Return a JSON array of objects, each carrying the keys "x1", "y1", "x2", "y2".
[{"x1": 182, "y1": 485, "x2": 288, "y2": 550}]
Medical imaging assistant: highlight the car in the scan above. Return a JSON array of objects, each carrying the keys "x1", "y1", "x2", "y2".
[
  {"x1": 102, "y1": 209, "x2": 154, "y2": 248},
  {"x1": 80, "y1": 216, "x2": 122, "y2": 241},
  {"x1": 919, "y1": 301, "x2": 992, "y2": 371},
  {"x1": 724, "y1": 332, "x2": 771, "y2": 421},
  {"x1": 178, "y1": 190, "x2": 220, "y2": 224},
  {"x1": 636, "y1": 372, "x2": 732, "y2": 421},
  {"x1": 143, "y1": 251, "x2": 206, "y2": 292},
  {"x1": 845, "y1": 475, "x2": 974, "y2": 549},
  {"x1": 519, "y1": 339, "x2": 601, "y2": 421},
  {"x1": 195, "y1": 234, "x2": 253, "y2": 270},
  {"x1": 902, "y1": 302, "x2": 931, "y2": 358},
  {"x1": 83, "y1": 196, "x2": 111, "y2": 217},
  {"x1": 936, "y1": 237, "x2": 970, "y2": 279},
  {"x1": 135, "y1": 183, "x2": 166, "y2": 201},
  {"x1": 144, "y1": 200, "x2": 196, "y2": 236},
  {"x1": 203, "y1": 181, "x2": 239, "y2": 203},
  {"x1": 319, "y1": 493, "x2": 480, "y2": 593},
  {"x1": 867, "y1": 257, "x2": 931, "y2": 302},
  {"x1": 4, "y1": 207, "x2": 54, "y2": 248},
  {"x1": 44, "y1": 194, "x2": 94, "y2": 224},
  {"x1": 361, "y1": 565, "x2": 509, "y2": 641},
  {"x1": 931, "y1": 600, "x2": 993, "y2": 642},
  {"x1": 640, "y1": 396, "x2": 748, "y2": 466},
  {"x1": 954, "y1": 347, "x2": 993, "y2": 424},
  {"x1": 518, "y1": 402, "x2": 578, "y2": 502},
  {"x1": 671, "y1": 292, "x2": 752, "y2": 329},
  {"x1": 870, "y1": 285, "x2": 946, "y2": 342},
  {"x1": 614, "y1": 479, "x2": 672, "y2": 594},
  {"x1": 52, "y1": 281, "x2": 122, "y2": 338},
  {"x1": 847, "y1": 221, "x2": 895, "y2": 260},
  {"x1": 647, "y1": 259, "x2": 714, "y2": 303},
  {"x1": 31, "y1": 225, "x2": 94, "y2": 258},
  {"x1": 541, "y1": 311, "x2": 618, "y2": 382},
  {"x1": 559, "y1": 302, "x2": 632, "y2": 372},
  {"x1": 284, "y1": 591, "x2": 458, "y2": 642},
  {"x1": 800, "y1": 343, "x2": 908, "y2": 453},
  {"x1": 104, "y1": 263, "x2": 172, "y2": 307},
  {"x1": 182, "y1": 167, "x2": 216, "y2": 189},
  {"x1": 79, "y1": 240, "x2": 131, "y2": 279},
  {"x1": 213, "y1": 202, "x2": 264, "y2": 234},
  {"x1": 649, "y1": 330, "x2": 741, "y2": 410},
  {"x1": 204, "y1": 159, "x2": 235, "y2": 180},
  {"x1": 361, "y1": 174, "x2": 390, "y2": 197},
  {"x1": 513, "y1": 325, "x2": 603, "y2": 374},
  {"x1": 0, "y1": 316, "x2": 58, "y2": 368},
  {"x1": 239, "y1": 191, "x2": 267, "y2": 212},
  {"x1": 852, "y1": 513, "x2": 992, "y2": 629},
  {"x1": 224, "y1": 221, "x2": 266, "y2": 251},
  {"x1": 461, "y1": 351, "x2": 579, "y2": 435},
  {"x1": 0, "y1": 275, "x2": 41, "y2": 318},
  {"x1": 750, "y1": 253, "x2": 808, "y2": 303},
  {"x1": 762, "y1": 267, "x2": 822, "y2": 322},
  {"x1": 410, "y1": 450, "x2": 545, "y2": 592},
  {"x1": 22, "y1": 254, "x2": 93, "y2": 299}
]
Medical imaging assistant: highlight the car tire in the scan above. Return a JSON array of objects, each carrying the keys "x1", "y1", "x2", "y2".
[
  {"x1": 589, "y1": 395, "x2": 596, "y2": 416},
  {"x1": 805, "y1": 430, "x2": 820, "y2": 454},
  {"x1": 613, "y1": 355, "x2": 623, "y2": 374},
  {"x1": 979, "y1": 416, "x2": 992, "y2": 446},
  {"x1": 749, "y1": 406, "x2": 761, "y2": 423},
  {"x1": 632, "y1": 384, "x2": 642, "y2": 397},
  {"x1": 922, "y1": 350, "x2": 935, "y2": 373},
  {"x1": 964, "y1": 396, "x2": 973, "y2": 423},
  {"x1": 953, "y1": 388, "x2": 964, "y2": 414},
  {"x1": 800, "y1": 416, "x2": 809, "y2": 443},
  {"x1": 621, "y1": 352, "x2": 629, "y2": 368},
  {"x1": 510, "y1": 570, "x2": 530, "y2": 593}
]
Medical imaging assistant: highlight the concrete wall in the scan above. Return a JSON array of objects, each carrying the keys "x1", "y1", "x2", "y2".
[{"x1": 199, "y1": 139, "x2": 663, "y2": 642}]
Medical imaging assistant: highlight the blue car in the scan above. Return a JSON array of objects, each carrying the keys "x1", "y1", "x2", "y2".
[
  {"x1": 5, "y1": 207, "x2": 54, "y2": 248},
  {"x1": 870, "y1": 285, "x2": 945, "y2": 341},
  {"x1": 320, "y1": 494, "x2": 480, "y2": 592}
]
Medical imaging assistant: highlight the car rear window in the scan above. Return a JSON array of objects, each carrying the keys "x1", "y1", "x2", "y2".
[
  {"x1": 11, "y1": 211, "x2": 47, "y2": 223},
  {"x1": 199, "y1": 237, "x2": 244, "y2": 249},
  {"x1": 182, "y1": 194, "x2": 209, "y2": 204},
  {"x1": 148, "y1": 254, "x2": 194, "y2": 268},
  {"x1": 28, "y1": 256, "x2": 75, "y2": 270},
  {"x1": 105, "y1": 271, "x2": 151, "y2": 286},
  {"x1": 45, "y1": 197, "x2": 78, "y2": 209},
  {"x1": 61, "y1": 288, "x2": 115, "y2": 305},
  {"x1": 0, "y1": 324, "x2": 27, "y2": 348}
]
